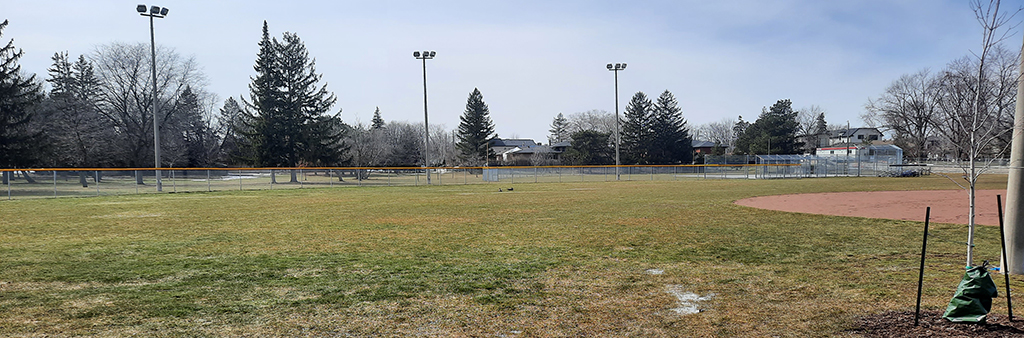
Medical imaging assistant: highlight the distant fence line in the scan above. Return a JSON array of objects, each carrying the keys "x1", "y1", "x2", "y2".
[{"x1": 1, "y1": 162, "x2": 890, "y2": 200}]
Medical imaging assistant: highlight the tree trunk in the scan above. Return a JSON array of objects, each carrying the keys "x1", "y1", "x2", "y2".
[
  {"x1": 290, "y1": 169, "x2": 298, "y2": 183},
  {"x1": 20, "y1": 171, "x2": 37, "y2": 184},
  {"x1": 136, "y1": 171, "x2": 144, "y2": 185},
  {"x1": 967, "y1": 148, "x2": 978, "y2": 267},
  {"x1": 94, "y1": 171, "x2": 101, "y2": 183},
  {"x1": 79, "y1": 171, "x2": 89, "y2": 187},
  {"x1": 271, "y1": 171, "x2": 277, "y2": 184},
  {"x1": 1, "y1": 172, "x2": 8, "y2": 185}
]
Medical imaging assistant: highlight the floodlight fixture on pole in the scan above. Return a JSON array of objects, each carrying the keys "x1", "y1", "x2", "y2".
[
  {"x1": 608, "y1": 62, "x2": 626, "y2": 180},
  {"x1": 138, "y1": 4, "x2": 168, "y2": 191},
  {"x1": 414, "y1": 50, "x2": 436, "y2": 184}
]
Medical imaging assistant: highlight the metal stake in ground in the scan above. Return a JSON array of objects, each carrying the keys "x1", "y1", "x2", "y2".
[
  {"x1": 999, "y1": 194, "x2": 1015, "y2": 321},
  {"x1": 916, "y1": 206, "x2": 931, "y2": 326}
]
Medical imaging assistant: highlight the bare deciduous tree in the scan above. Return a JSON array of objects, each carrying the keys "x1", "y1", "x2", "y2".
[
  {"x1": 936, "y1": 0, "x2": 1022, "y2": 266},
  {"x1": 566, "y1": 109, "x2": 616, "y2": 134},
  {"x1": 795, "y1": 105, "x2": 826, "y2": 136},
  {"x1": 864, "y1": 69, "x2": 940, "y2": 160},
  {"x1": 696, "y1": 118, "x2": 736, "y2": 149},
  {"x1": 91, "y1": 42, "x2": 206, "y2": 168}
]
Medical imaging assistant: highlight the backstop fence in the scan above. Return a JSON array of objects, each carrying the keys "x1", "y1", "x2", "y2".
[{"x1": 0, "y1": 161, "x2": 893, "y2": 200}]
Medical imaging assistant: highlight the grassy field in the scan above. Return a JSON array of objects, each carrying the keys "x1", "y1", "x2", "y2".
[{"x1": 0, "y1": 175, "x2": 1014, "y2": 336}]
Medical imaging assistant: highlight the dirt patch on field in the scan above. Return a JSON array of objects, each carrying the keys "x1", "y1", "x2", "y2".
[
  {"x1": 851, "y1": 311, "x2": 1024, "y2": 337},
  {"x1": 735, "y1": 189, "x2": 1005, "y2": 225}
]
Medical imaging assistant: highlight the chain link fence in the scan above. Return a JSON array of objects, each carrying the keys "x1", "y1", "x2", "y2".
[{"x1": 0, "y1": 161, "x2": 906, "y2": 200}]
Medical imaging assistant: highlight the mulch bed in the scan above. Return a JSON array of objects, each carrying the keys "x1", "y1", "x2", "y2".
[{"x1": 852, "y1": 310, "x2": 1024, "y2": 337}]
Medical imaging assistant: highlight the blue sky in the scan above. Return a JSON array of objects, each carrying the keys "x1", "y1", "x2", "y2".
[{"x1": 4, "y1": 0, "x2": 1020, "y2": 141}]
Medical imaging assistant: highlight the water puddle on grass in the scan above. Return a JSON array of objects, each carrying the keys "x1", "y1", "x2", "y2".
[{"x1": 666, "y1": 285, "x2": 713, "y2": 315}]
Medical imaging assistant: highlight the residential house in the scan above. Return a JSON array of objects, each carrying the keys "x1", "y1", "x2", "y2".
[
  {"x1": 492, "y1": 139, "x2": 571, "y2": 165},
  {"x1": 829, "y1": 128, "x2": 882, "y2": 146},
  {"x1": 691, "y1": 140, "x2": 717, "y2": 155}
]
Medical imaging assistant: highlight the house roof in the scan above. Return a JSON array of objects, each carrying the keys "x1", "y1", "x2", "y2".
[
  {"x1": 550, "y1": 141, "x2": 571, "y2": 148},
  {"x1": 692, "y1": 140, "x2": 717, "y2": 148},
  {"x1": 490, "y1": 138, "x2": 537, "y2": 147},
  {"x1": 830, "y1": 128, "x2": 882, "y2": 138}
]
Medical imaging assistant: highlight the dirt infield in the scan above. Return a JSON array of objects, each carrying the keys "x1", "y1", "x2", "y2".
[{"x1": 735, "y1": 189, "x2": 1006, "y2": 226}]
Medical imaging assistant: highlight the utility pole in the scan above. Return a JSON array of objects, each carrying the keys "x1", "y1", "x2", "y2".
[{"x1": 1002, "y1": 31, "x2": 1024, "y2": 274}]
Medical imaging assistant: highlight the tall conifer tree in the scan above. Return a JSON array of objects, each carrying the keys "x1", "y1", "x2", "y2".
[
  {"x1": 45, "y1": 52, "x2": 109, "y2": 170},
  {"x1": 548, "y1": 112, "x2": 569, "y2": 144},
  {"x1": 241, "y1": 22, "x2": 346, "y2": 181},
  {"x1": 734, "y1": 99, "x2": 803, "y2": 155},
  {"x1": 650, "y1": 90, "x2": 692, "y2": 164},
  {"x1": 620, "y1": 91, "x2": 654, "y2": 164},
  {"x1": 0, "y1": 19, "x2": 44, "y2": 178},
  {"x1": 456, "y1": 88, "x2": 495, "y2": 165},
  {"x1": 371, "y1": 107, "x2": 385, "y2": 130}
]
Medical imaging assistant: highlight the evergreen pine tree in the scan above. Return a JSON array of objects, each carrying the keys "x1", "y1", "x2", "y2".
[
  {"x1": 371, "y1": 107, "x2": 385, "y2": 129},
  {"x1": 241, "y1": 22, "x2": 345, "y2": 181},
  {"x1": 548, "y1": 112, "x2": 569, "y2": 144},
  {"x1": 0, "y1": 19, "x2": 44, "y2": 179},
  {"x1": 620, "y1": 91, "x2": 654, "y2": 164},
  {"x1": 734, "y1": 99, "x2": 803, "y2": 155},
  {"x1": 218, "y1": 97, "x2": 246, "y2": 165},
  {"x1": 44, "y1": 52, "x2": 109, "y2": 184},
  {"x1": 649, "y1": 90, "x2": 692, "y2": 164},
  {"x1": 809, "y1": 112, "x2": 828, "y2": 153},
  {"x1": 241, "y1": 21, "x2": 283, "y2": 167},
  {"x1": 456, "y1": 88, "x2": 496, "y2": 165},
  {"x1": 174, "y1": 86, "x2": 217, "y2": 167},
  {"x1": 277, "y1": 31, "x2": 342, "y2": 169},
  {"x1": 562, "y1": 129, "x2": 612, "y2": 165}
]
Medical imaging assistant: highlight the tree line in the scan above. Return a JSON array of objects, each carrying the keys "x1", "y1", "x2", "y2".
[
  {"x1": 0, "y1": 17, "x2": 860, "y2": 176},
  {"x1": 0, "y1": 20, "x2": 509, "y2": 182},
  {"x1": 547, "y1": 90, "x2": 694, "y2": 165}
]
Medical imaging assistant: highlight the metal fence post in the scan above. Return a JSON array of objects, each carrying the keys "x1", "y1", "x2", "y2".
[
  {"x1": 95, "y1": 170, "x2": 100, "y2": 196},
  {"x1": 171, "y1": 169, "x2": 176, "y2": 192}
]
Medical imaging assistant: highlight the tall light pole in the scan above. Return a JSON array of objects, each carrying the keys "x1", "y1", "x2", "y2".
[
  {"x1": 414, "y1": 50, "x2": 436, "y2": 184},
  {"x1": 607, "y1": 63, "x2": 626, "y2": 180},
  {"x1": 138, "y1": 4, "x2": 168, "y2": 191}
]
